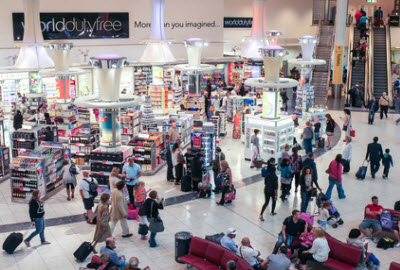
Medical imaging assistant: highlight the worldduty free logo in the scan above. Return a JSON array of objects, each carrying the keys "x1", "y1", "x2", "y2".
[{"x1": 12, "y1": 12, "x2": 129, "y2": 40}]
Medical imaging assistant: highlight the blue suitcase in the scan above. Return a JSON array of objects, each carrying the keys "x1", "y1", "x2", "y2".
[{"x1": 355, "y1": 160, "x2": 368, "y2": 180}]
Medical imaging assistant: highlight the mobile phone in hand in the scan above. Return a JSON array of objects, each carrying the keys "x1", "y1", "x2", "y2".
[{"x1": 143, "y1": 267, "x2": 150, "y2": 270}]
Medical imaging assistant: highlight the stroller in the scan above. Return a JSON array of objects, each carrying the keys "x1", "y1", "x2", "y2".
[{"x1": 316, "y1": 192, "x2": 344, "y2": 228}]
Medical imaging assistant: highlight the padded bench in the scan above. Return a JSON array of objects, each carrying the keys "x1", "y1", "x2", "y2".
[
  {"x1": 178, "y1": 236, "x2": 254, "y2": 270},
  {"x1": 321, "y1": 234, "x2": 363, "y2": 270},
  {"x1": 390, "y1": 262, "x2": 400, "y2": 270}
]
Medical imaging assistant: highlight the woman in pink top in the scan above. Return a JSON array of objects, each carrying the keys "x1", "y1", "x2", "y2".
[
  {"x1": 326, "y1": 154, "x2": 346, "y2": 199},
  {"x1": 233, "y1": 110, "x2": 241, "y2": 139}
]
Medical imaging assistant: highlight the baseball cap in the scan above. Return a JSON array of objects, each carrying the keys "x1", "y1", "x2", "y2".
[{"x1": 226, "y1": 228, "x2": 237, "y2": 235}]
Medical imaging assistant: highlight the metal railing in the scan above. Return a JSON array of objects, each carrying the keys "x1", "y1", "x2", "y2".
[
  {"x1": 386, "y1": 24, "x2": 393, "y2": 105},
  {"x1": 366, "y1": 20, "x2": 374, "y2": 104},
  {"x1": 345, "y1": 25, "x2": 354, "y2": 102}
]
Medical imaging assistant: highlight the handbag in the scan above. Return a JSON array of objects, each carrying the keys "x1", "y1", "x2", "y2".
[
  {"x1": 148, "y1": 201, "x2": 165, "y2": 233},
  {"x1": 342, "y1": 125, "x2": 348, "y2": 131},
  {"x1": 350, "y1": 129, "x2": 356, "y2": 137},
  {"x1": 177, "y1": 152, "x2": 186, "y2": 164},
  {"x1": 224, "y1": 186, "x2": 236, "y2": 201},
  {"x1": 310, "y1": 188, "x2": 318, "y2": 197},
  {"x1": 209, "y1": 105, "x2": 215, "y2": 112},
  {"x1": 325, "y1": 167, "x2": 331, "y2": 174}
]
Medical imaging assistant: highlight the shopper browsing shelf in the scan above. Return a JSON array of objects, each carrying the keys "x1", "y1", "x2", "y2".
[
  {"x1": 122, "y1": 157, "x2": 142, "y2": 207},
  {"x1": 167, "y1": 122, "x2": 180, "y2": 144},
  {"x1": 60, "y1": 160, "x2": 79, "y2": 201}
]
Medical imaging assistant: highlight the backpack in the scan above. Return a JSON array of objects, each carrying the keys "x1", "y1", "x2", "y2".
[
  {"x1": 261, "y1": 167, "x2": 268, "y2": 177},
  {"x1": 205, "y1": 233, "x2": 225, "y2": 245},
  {"x1": 69, "y1": 164, "x2": 79, "y2": 176},
  {"x1": 84, "y1": 178, "x2": 98, "y2": 197},
  {"x1": 159, "y1": 148, "x2": 168, "y2": 161},
  {"x1": 380, "y1": 210, "x2": 392, "y2": 230},
  {"x1": 395, "y1": 200, "x2": 400, "y2": 211},
  {"x1": 377, "y1": 237, "x2": 394, "y2": 249},
  {"x1": 392, "y1": 214, "x2": 399, "y2": 229}
]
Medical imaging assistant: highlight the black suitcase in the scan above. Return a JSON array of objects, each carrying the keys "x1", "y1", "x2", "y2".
[
  {"x1": 3, "y1": 232, "x2": 23, "y2": 254},
  {"x1": 318, "y1": 138, "x2": 325, "y2": 148},
  {"x1": 74, "y1": 241, "x2": 94, "y2": 261},
  {"x1": 355, "y1": 160, "x2": 368, "y2": 180},
  {"x1": 181, "y1": 175, "x2": 192, "y2": 192}
]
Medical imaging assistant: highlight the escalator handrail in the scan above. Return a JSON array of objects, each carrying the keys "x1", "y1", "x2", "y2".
[
  {"x1": 386, "y1": 24, "x2": 393, "y2": 105},
  {"x1": 367, "y1": 21, "x2": 374, "y2": 104},
  {"x1": 345, "y1": 25, "x2": 355, "y2": 101}
]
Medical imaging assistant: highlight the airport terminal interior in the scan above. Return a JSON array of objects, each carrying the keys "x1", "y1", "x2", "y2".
[{"x1": 0, "y1": 0, "x2": 400, "y2": 269}]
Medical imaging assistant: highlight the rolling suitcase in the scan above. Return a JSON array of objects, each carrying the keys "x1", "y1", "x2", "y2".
[
  {"x1": 74, "y1": 240, "x2": 95, "y2": 261},
  {"x1": 181, "y1": 175, "x2": 192, "y2": 192},
  {"x1": 355, "y1": 160, "x2": 368, "y2": 180},
  {"x1": 3, "y1": 232, "x2": 23, "y2": 254},
  {"x1": 318, "y1": 138, "x2": 325, "y2": 148}
]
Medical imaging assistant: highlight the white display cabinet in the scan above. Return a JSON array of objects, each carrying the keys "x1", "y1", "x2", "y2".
[
  {"x1": 244, "y1": 115, "x2": 294, "y2": 161},
  {"x1": 302, "y1": 107, "x2": 328, "y2": 137}
]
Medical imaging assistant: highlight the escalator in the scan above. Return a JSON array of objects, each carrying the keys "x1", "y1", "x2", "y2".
[
  {"x1": 350, "y1": 27, "x2": 365, "y2": 89},
  {"x1": 372, "y1": 27, "x2": 388, "y2": 99}
]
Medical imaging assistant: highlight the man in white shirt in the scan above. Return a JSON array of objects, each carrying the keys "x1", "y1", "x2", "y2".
[
  {"x1": 28, "y1": 109, "x2": 44, "y2": 122},
  {"x1": 237, "y1": 237, "x2": 264, "y2": 268},
  {"x1": 221, "y1": 228, "x2": 238, "y2": 253},
  {"x1": 79, "y1": 170, "x2": 99, "y2": 224}
]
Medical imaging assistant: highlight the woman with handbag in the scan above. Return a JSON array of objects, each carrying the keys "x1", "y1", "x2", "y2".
[
  {"x1": 299, "y1": 167, "x2": 322, "y2": 213},
  {"x1": 325, "y1": 154, "x2": 346, "y2": 200},
  {"x1": 233, "y1": 110, "x2": 241, "y2": 139},
  {"x1": 279, "y1": 158, "x2": 293, "y2": 202},
  {"x1": 259, "y1": 158, "x2": 278, "y2": 221},
  {"x1": 339, "y1": 109, "x2": 352, "y2": 138},
  {"x1": 325, "y1": 114, "x2": 336, "y2": 150},
  {"x1": 217, "y1": 160, "x2": 233, "y2": 206},
  {"x1": 142, "y1": 190, "x2": 164, "y2": 248},
  {"x1": 171, "y1": 143, "x2": 184, "y2": 185}
]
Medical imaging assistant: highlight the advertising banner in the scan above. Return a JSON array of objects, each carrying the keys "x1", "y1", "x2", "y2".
[
  {"x1": 223, "y1": 17, "x2": 253, "y2": 28},
  {"x1": 99, "y1": 111, "x2": 121, "y2": 147},
  {"x1": 262, "y1": 91, "x2": 278, "y2": 118},
  {"x1": 12, "y1": 12, "x2": 129, "y2": 40},
  {"x1": 332, "y1": 45, "x2": 343, "y2": 85}
]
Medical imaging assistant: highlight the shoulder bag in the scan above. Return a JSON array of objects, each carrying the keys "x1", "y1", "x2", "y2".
[{"x1": 148, "y1": 201, "x2": 165, "y2": 233}]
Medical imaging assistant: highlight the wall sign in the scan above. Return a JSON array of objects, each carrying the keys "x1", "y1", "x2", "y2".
[
  {"x1": 223, "y1": 17, "x2": 253, "y2": 28},
  {"x1": 12, "y1": 12, "x2": 129, "y2": 40}
]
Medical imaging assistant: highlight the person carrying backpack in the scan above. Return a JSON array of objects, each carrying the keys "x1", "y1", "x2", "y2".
[
  {"x1": 61, "y1": 160, "x2": 79, "y2": 201},
  {"x1": 79, "y1": 170, "x2": 99, "y2": 224}
]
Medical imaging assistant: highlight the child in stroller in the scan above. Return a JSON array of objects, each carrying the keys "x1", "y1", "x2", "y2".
[{"x1": 316, "y1": 192, "x2": 344, "y2": 228}]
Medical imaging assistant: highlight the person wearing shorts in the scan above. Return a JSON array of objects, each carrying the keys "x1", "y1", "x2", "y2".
[
  {"x1": 359, "y1": 196, "x2": 383, "y2": 243},
  {"x1": 79, "y1": 170, "x2": 98, "y2": 224}
]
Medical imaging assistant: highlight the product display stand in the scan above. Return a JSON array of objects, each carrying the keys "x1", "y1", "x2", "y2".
[
  {"x1": 11, "y1": 144, "x2": 65, "y2": 202},
  {"x1": 302, "y1": 106, "x2": 329, "y2": 137},
  {"x1": 69, "y1": 128, "x2": 99, "y2": 168},
  {"x1": 128, "y1": 132, "x2": 167, "y2": 176},
  {"x1": 175, "y1": 38, "x2": 215, "y2": 121},
  {"x1": 288, "y1": 36, "x2": 326, "y2": 116},
  {"x1": 210, "y1": 116, "x2": 220, "y2": 140},
  {"x1": 24, "y1": 93, "x2": 46, "y2": 119},
  {"x1": 141, "y1": 98, "x2": 157, "y2": 131},
  {"x1": 134, "y1": 66, "x2": 152, "y2": 95},
  {"x1": 149, "y1": 84, "x2": 168, "y2": 115},
  {"x1": 120, "y1": 111, "x2": 141, "y2": 145},
  {"x1": 74, "y1": 54, "x2": 141, "y2": 196},
  {"x1": 245, "y1": 45, "x2": 299, "y2": 161},
  {"x1": 215, "y1": 110, "x2": 227, "y2": 137},
  {"x1": 227, "y1": 96, "x2": 256, "y2": 121},
  {"x1": 0, "y1": 146, "x2": 10, "y2": 183},
  {"x1": 10, "y1": 127, "x2": 41, "y2": 157},
  {"x1": 172, "y1": 87, "x2": 183, "y2": 108},
  {"x1": 162, "y1": 114, "x2": 193, "y2": 147}
]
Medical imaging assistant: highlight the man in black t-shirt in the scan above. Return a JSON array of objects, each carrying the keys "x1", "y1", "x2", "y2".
[
  {"x1": 313, "y1": 118, "x2": 321, "y2": 143},
  {"x1": 272, "y1": 210, "x2": 307, "y2": 254}
]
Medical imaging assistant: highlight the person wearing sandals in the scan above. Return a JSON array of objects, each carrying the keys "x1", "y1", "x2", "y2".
[
  {"x1": 217, "y1": 160, "x2": 233, "y2": 206},
  {"x1": 260, "y1": 158, "x2": 278, "y2": 221},
  {"x1": 80, "y1": 170, "x2": 98, "y2": 224},
  {"x1": 93, "y1": 193, "x2": 112, "y2": 253},
  {"x1": 24, "y1": 190, "x2": 51, "y2": 247},
  {"x1": 325, "y1": 114, "x2": 336, "y2": 150}
]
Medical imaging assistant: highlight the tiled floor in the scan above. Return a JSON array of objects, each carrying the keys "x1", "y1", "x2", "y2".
[{"x1": 1, "y1": 110, "x2": 400, "y2": 269}]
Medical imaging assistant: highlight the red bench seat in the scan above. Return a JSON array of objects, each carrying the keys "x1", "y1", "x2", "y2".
[{"x1": 390, "y1": 262, "x2": 400, "y2": 270}]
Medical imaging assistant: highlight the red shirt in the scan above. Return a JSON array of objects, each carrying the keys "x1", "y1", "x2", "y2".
[
  {"x1": 365, "y1": 204, "x2": 383, "y2": 219},
  {"x1": 355, "y1": 11, "x2": 363, "y2": 21}
]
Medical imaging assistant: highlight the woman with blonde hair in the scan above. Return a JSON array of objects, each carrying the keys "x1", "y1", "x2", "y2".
[
  {"x1": 217, "y1": 160, "x2": 233, "y2": 206},
  {"x1": 298, "y1": 227, "x2": 330, "y2": 270},
  {"x1": 24, "y1": 190, "x2": 50, "y2": 247},
  {"x1": 60, "y1": 160, "x2": 78, "y2": 201},
  {"x1": 110, "y1": 181, "x2": 132, "y2": 238},
  {"x1": 109, "y1": 167, "x2": 122, "y2": 192},
  {"x1": 233, "y1": 110, "x2": 241, "y2": 139},
  {"x1": 93, "y1": 193, "x2": 112, "y2": 253}
]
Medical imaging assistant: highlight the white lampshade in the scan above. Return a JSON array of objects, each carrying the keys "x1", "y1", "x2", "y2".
[{"x1": 299, "y1": 36, "x2": 317, "y2": 61}]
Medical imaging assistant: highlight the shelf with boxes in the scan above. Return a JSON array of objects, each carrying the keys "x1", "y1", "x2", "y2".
[
  {"x1": 149, "y1": 86, "x2": 168, "y2": 114},
  {"x1": 134, "y1": 66, "x2": 152, "y2": 95},
  {"x1": 24, "y1": 93, "x2": 46, "y2": 119},
  {"x1": 128, "y1": 132, "x2": 166, "y2": 176},
  {"x1": 89, "y1": 146, "x2": 133, "y2": 187},
  {"x1": 0, "y1": 146, "x2": 10, "y2": 183},
  {"x1": 215, "y1": 110, "x2": 227, "y2": 136},
  {"x1": 50, "y1": 103, "x2": 80, "y2": 143},
  {"x1": 10, "y1": 144, "x2": 65, "y2": 202},
  {"x1": 183, "y1": 96, "x2": 205, "y2": 120},
  {"x1": 161, "y1": 113, "x2": 193, "y2": 148},
  {"x1": 69, "y1": 128, "x2": 100, "y2": 167},
  {"x1": 120, "y1": 111, "x2": 141, "y2": 145},
  {"x1": 77, "y1": 107, "x2": 91, "y2": 126},
  {"x1": 172, "y1": 87, "x2": 183, "y2": 108}
]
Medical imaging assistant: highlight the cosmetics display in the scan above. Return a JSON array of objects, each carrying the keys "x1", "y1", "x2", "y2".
[
  {"x1": 50, "y1": 103, "x2": 79, "y2": 143},
  {"x1": 0, "y1": 146, "x2": 10, "y2": 183},
  {"x1": 11, "y1": 144, "x2": 65, "y2": 202},
  {"x1": 210, "y1": 116, "x2": 220, "y2": 140},
  {"x1": 184, "y1": 95, "x2": 205, "y2": 120},
  {"x1": 134, "y1": 66, "x2": 152, "y2": 95},
  {"x1": 11, "y1": 127, "x2": 41, "y2": 157},
  {"x1": 172, "y1": 87, "x2": 183, "y2": 108},
  {"x1": 69, "y1": 128, "x2": 100, "y2": 167},
  {"x1": 215, "y1": 110, "x2": 227, "y2": 136},
  {"x1": 227, "y1": 96, "x2": 256, "y2": 122},
  {"x1": 142, "y1": 102, "x2": 157, "y2": 131},
  {"x1": 149, "y1": 85, "x2": 168, "y2": 115},
  {"x1": 77, "y1": 107, "x2": 91, "y2": 126},
  {"x1": 128, "y1": 132, "x2": 166, "y2": 175},
  {"x1": 161, "y1": 114, "x2": 193, "y2": 147},
  {"x1": 120, "y1": 111, "x2": 141, "y2": 145},
  {"x1": 24, "y1": 93, "x2": 46, "y2": 119}
]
